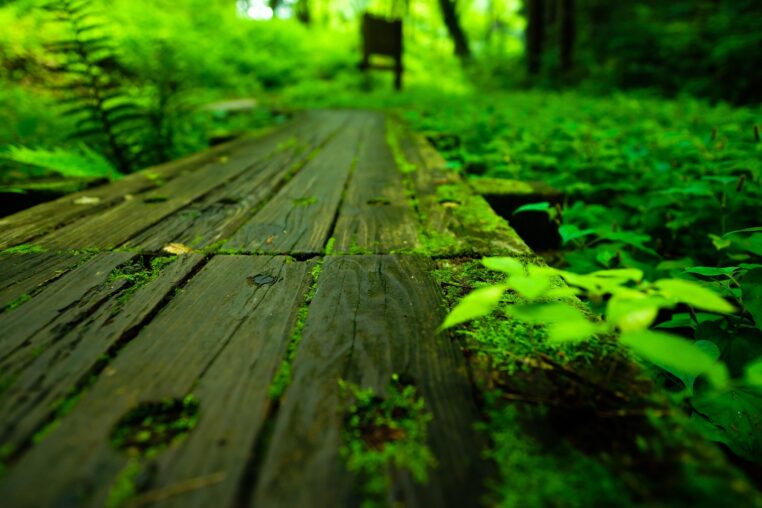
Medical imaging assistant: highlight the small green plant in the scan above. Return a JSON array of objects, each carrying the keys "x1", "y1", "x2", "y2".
[
  {"x1": 339, "y1": 374, "x2": 436, "y2": 507},
  {"x1": 110, "y1": 395, "x2": 199, "y2": 457},
  {"x1": 107, "y1": 255, "x2": 175, "y2": 308}
]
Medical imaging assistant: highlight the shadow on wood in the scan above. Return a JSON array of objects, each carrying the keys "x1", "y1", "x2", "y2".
[{"x1": 359, "y1": 13, "x2": 403, "y2": 90}]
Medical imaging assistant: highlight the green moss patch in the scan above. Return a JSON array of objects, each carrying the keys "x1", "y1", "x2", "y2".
[
  {"x1": 107, "y1": 255, "x2": 176, "y2": 309},
  {"x1": 340, "y1": 374, "x2": 436, "y2": 507},
  {"x1": 110, "y1": 395, "x2": 199, "y2": 457}
]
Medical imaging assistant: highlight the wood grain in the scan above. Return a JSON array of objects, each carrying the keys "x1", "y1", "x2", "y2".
[
  {"x1": 0, "y1": 252, "x2": 86, "y2": 311},
  {"x1": 224, "y1": 111, "x2": 367, "y2": 255},
  {"x1": 395, "y1": 120, "x2": 530, "y2": 257},
  {"x1": 333, "y1": 113, "x2": 419, "y2": 253},
  {"x1": 0, "y1": 254, "x2": 206, "y2": 451},
  {"x1": 0, "y1": 132, "x2": 268, "y2": 250},
  {"x1": 252, "y1": 255, "x2": 488, "y2": 508},
  {"x1": 0, "y1": 255, "x2": 312, "y2": 508},
  {"x1": 125, "y1": 111, "x2": 346, "y2": 252}
]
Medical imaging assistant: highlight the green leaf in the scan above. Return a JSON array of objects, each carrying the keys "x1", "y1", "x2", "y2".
[
  {"x1": 723, "y1": 227, "x2": 762, "y2": 237},
  {"x1": 506, "y1": 275, "x2": 552, "y2": 299},
  {"x1": 742, "y1": 268, "x2": 762, "y2": 330},
  {"x1": 745, "y1": 359, "x2": 762, "y2": 387},
  {"x1": 441, "y1": 285, "x2": 507, "y2": 330},
  {"x1": 620, "y1": 330, "x2": 729, "y2": 388},
  {"x1": 683, "y1": 266, "x2": 738, "y2": 277},
  {"x1": 589, "y1": 268, "x2": 644, "y2": 283},
  {"x1": 709, "y1": 234, "x2": 732, "y2": 250},
  {"x1": 482, "y1": 257, "x2": 524, "y2": 276},
  {"x1": 513, "y1": 201, "x2": 550, "y2": 215},
  {"x1": 558, "y1": 224, "x2": 596, "y2": 245},
  {"x1": 654, "y1": 279, "x2": 736, "y2": 314},
  {"x1": 546, "y1": 319, "x2": 598, "y2": 343},
  {"x1": 507, "y1": 302, "x2": 589, "y2": 325},
  {"x1": 693, "y1": 386, "x2": 762, "y2": 463},
  {"x1": 606, "y1": 294, "x2": 662, "y2": 332},
  {"x1": 1, "y1": 145, "x2": 121, "y2": 181}
]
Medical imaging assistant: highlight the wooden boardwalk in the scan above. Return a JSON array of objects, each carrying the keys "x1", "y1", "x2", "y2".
[{"x1": 0, "y1": 110, "x2": 531, "y2": 507}]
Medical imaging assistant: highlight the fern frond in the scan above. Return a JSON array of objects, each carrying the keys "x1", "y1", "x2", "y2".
[{"x1": 1, "y1": 145, "x2": 122, "y2": 181}]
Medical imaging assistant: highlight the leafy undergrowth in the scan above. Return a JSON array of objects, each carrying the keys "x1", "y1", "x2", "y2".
[{"x1": 434, "y1": 259, "x2": 762, "y2": 507}]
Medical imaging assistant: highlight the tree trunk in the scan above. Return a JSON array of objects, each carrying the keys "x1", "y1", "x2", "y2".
[
  {"x1": 295, "y1": 0, "x2": 310, "y2": 24},
  {"x1": 437, "y1": 0, "x2": 471, "y2": 59},
  {"x1": 560, "y1": 0, "x2": 575, "y2": 73},
  {"x1": 527, "y1": 0, "x2": 545, "y2": 75},
  {"x1": 269, "y1": 0, "x2": 282, "y2": 16}
]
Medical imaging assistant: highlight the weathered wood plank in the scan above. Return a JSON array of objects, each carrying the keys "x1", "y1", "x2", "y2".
[
  {"x1": 0, "y1": 254, "x2": 206, "y2": 451},
  {"x1": 253, "y1": 255, "x2": 488, "y2": 508},
  {"x1": 394, "y1": 120, "x2": 531, "y2": 257},
  {"x1": 125, "y1": 111, "x2": 347, "y2": 252},
  {"x1": 0, "y1": 252, "x2": 86, "y2": 311},
  {"x1": 224, "y1": 111, "x2": 368, "y2": 255},
  {"x1": 0, "y1": 255, "x2": 311, "y2": 508},
  {"x1": 0, "y1": 132, "x2": 266, "y2": 250},
  {"x1": 145, "y1": 259, "x2": 314, "y2": 508},
  {"x1": 32, "y1": 114, "x2": 322, "y2": 250},
  {"x1": 0, "y1": 252, "x2": 134, "y2": 364},
  {"x1": 333, "y1": 113, "x2": 419, "y2": 254}
]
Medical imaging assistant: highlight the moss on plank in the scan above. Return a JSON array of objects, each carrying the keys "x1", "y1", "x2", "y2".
[
  {"x1": 268, "y1": 258, "x2": 323, "y2": 400},
  {"x1": 339, "y1": 374, "x2": 436, "y2": 508},
  {"x1": 0, "y1": 244, "x2": 46, "y2": 255},
  {"x1": 110, "y1": 395, "x2": 200, "y2": 457},
  {"x1": 107, "y1": 255, "x2": 176, "y2": 310}
]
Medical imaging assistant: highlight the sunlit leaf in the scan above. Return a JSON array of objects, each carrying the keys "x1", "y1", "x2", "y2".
[
  {"x1": 507, "y1": 302, "x2": 588, "y2": 325},
  {"x1": 606, "y1": 294, "x2": 662, "y2": 332},
  {"x1": 620, "y1": 330, "x2": 729, "y2": 388},
  {"x1": 513, "y1": 201, "x2": 550, "y2": 215},
  {"x1": 441, "y1": 284, "x2": 507, "y2": 330},
  {"x1": 547, "y1": 319, "x2": 598, "y2": 343},
  {"x1": 482, "y1": 257, "x2": 524, "y2": 276},
  {"x1": 507, "y1": 275, "x2": 552, "y2": 299},
  {"x1": 654, "y1": 278, "x2": 736, "y2": 314}
]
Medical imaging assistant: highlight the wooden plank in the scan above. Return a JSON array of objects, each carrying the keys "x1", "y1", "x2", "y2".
[
  {"x1": 0, "y1": 252, "x2": 135, "y2": 365},
  {"x1": 333, "y1": 112, "x2": 419, "y2": 254},
  {"x1": 224, "y1": 111, "x2": 368, "y2": 255},
  {"x1": 0, "y1": 254, "x2": 206, "y2": 451},
  {"x1": 0, "y1": 133, "x2": 265, "y2": 250},
  {"x1": 32, "y1": 113, "x2": 323, "y2": 250},
  {"x1": 0, "y1": 255, "x2": 311, "y2": 508},
  {"x1": 0, "y1": 252, "x2": 86, "y2": 311},
  {"x1": 253, "y1": 255, "x2": 488, "y2": 508},
  {"x1": 125, "y1": 111, "x2": 347, "y2": 252},
  {"x1": 394, "y1": 120, "x2": 531, "y2": 257},
  {"x1": 144, "y1": 259, "x2": 314, "y2": 508}
]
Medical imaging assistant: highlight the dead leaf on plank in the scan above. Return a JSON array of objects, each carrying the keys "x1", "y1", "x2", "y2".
[
  {"x1": 73, "y1": 196, "x2": 100, "y2": 205},
  {"x1": 163, "y1": 242, "x2": 193, "y2": 255}
]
